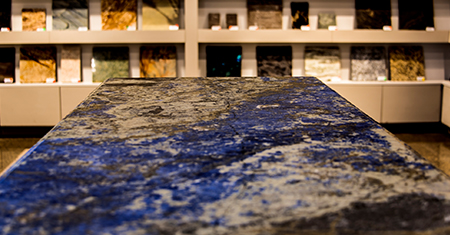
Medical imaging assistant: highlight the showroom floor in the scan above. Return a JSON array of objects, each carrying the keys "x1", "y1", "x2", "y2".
[{"x1": 1, "y1": 129, "x2": 450, "y2": 176}]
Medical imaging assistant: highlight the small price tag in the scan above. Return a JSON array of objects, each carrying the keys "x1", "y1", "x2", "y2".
[
  {"x1": 71, "y1": 78, "x2": 80, "y2": 83},
  {"x1": 1, "y1": 27, "x2": 10, "y2": 32},
  {"x1": 377, "y1": 76, "x2": 387, "y2": 81},
  {"x1": 211, "y1": 25, "x2": 221, "y2": 31},
  {"x1": 78, "y1": 27, "x2": 88, "y2": 31},
  {"x1": 36, "y1": 28, "x2": 46, "y2": 31},
  {"x1": 426, "y1": 27, "x2": 435, "y2": 31},
  {"x1": 249, "y1": 25, "x2": 259, "y2": 30},
  {"x1": 229, "y1": 26, "x2": 239, "y2": 31},
  {"x1": 46, "y1": 78, "x2": 55, "y2": 83},
  {"x1": 301, "y1": 25, "x2": 310, "y2": 31},
  {"x1": 328, "y1": 25, "x2": 337, "y2": 31},
  {"x1": 383, "y1": 26, "x2": 392, "y2": 31},
  {"x1": 127, "y1": 26, "x2": 136, "y2": 31},
  {"x1": 169, "y1": 24, "x2": 179, "y2": 30},
  {"x1": 417, "y1": 76, "x2": 425, "y2": 81},
  {"x1": 4, "y1": 78, "x2": 13, "y2": 83}
]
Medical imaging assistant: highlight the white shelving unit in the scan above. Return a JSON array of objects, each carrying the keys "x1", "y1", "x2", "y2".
[{"x1": 1, "y1": 0, "x2": 450, "y2": 126}]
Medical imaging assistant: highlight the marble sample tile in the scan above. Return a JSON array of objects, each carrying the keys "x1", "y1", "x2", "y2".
[
  {"x1": 101, "y1": 0, "x2": 137, "y2": 30},
  {"x1": 318, "y1": 13, "x2": 336, "y2": 29},
  {"x1": 257, "y1": 46, "x2": 291, "y2": 77},
  {"x1": 92, "y1": 47, "x2": 129, "y2": 83},
  {"x1": 351, "y1": 46, "x2": 387, "y2": 81},
  {"x1": 0, "y1": 1, "x2": 11, "y2": 29},
  {"x1": 291, "y1": 2, "x2": 309, "y2": 29},
  {"x1": 52, "y1": 0, "x2": 88, "y2": 30},
  {"x1": 60, "y1": 46, "x2": 81, "y2": 83},
  {"x1": 206, "y1": 46, "x2": 242, "y2": 77},
  {"x1": 247, "y1": 0, "x2": 282, "y2": 29},
  {"x1": 355, "y1": 0, "x2": 391, "y2": 29},
  {"x1": 226, "y1": 14, "x2": 237, "y2": 28},
  {"x1": 142, "y1": 0, "x2": 179, "y2": 30},
  {"x1": 208, "y1": 13, "x2": 220, "y2": 28},
  {"x1": 389, "y1": 46, "x2": 425, "y2": 81},
  {"x1": 398, "y1": 0, "x2": 434, "y2": 30},
  {"x1": 140, "y1": 46, "x2": 176, "y2": 77},
  {"x1": 22, "y1": 9, "x2": 46, "y2": 31},
  {"x1": 20, "y1": 47, "x2": 56, "y2": 83},
  {"x1": 0, "y1": 48, "x2": 15, "y2": 83},
  {"x1": 305, "y1": 46, "x2": 340, "y2": 81},
  {"x1": 2, "y1": 76, "x2": 450, "y2": 234}
]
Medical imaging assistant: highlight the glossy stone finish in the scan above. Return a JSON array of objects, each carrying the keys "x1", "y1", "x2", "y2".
[
  {"x1": 52, "y1": 0, "x2": 88, "y2": 30},
  {"x1": 389, "y1": 46, "x2": 425, "y2": 81},
  {"x1": 92, "y1": 47, "x2": 129, "y2": 83},
  {"x1": 101, "y1": 0, "x2": 137, "y2": 30},
  {"x1": 60, "y1": 46, "x2": 81, "y2": 83},
  {"x1": 2, "y1": 76, "x2": 450, "y2": 234},
  {"x1": 206, "y1": 46, "x2": 241, "y2": 77},
  {"x1": 318, "y1": 13, "x2": 336, "y2": 29},
  {"x1": 398, "y1": 0, "x2": 434, "y2": 30},
  {"x1": 22, "y1": 8, "x2": 46, "y2": 31},
  {"x1": 257, "y1": 46, "x2": 291, "y2": 77},
  {"x1": 0, "y1": 48, "x2": 15, "y2": 83},
  {"x1": 140, "y1": 46, "x2": 177, "y2": 77},
  {"x1": 247, "y1": 0, "x2": 282, "y2": 29},
  {"x1": 305, "y1": 46, "x2": 340, "y2": 82},
  {"x1": 142, "y1": 0, "x2": 179, "y2": 30},
  {"x1": 351, "y1": 46, "x2": 387, "y2": 81},
  {"x1": 19, "y1": 47, "x2": 56, "y2": 83},
  {"x1": 291, "y1": 2, "x2": 309, "y2": 29},
  {"x1": 355, "y1": 0, "x2": 391, "y2": 29},
  {"x1": 0, "y1": 1, "x2": 11, "y2": 29}
]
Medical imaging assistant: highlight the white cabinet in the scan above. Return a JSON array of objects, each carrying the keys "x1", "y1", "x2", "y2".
[
  {"x1": 60, "y1": 86, "x2": 98, "y2": 119},
  {"x1": 442, "y1": 85, "x2": 450, "y2": 127}
]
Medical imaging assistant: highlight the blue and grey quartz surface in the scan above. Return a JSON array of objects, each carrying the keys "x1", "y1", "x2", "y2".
[{"x1": 2, "y1": 76, "x2": 450, "y2": 234}]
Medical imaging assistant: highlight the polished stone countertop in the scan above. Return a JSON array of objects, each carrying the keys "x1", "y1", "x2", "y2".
[{"x1": 1, "y1": 77, "x2": 450, "y2": 234}]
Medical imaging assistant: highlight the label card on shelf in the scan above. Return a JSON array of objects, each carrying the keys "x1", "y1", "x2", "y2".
[
  {"x1": 249, "y1": 25, "x2": 259, "y2": 30},
  {"x1": 301, "y1": 25, "x2": 310, "y2": 31},
  {"x1": 71, "y1": 78, "x2": 80, "y2": 83},
  {"x1": 328, "y1": 26, "x2": 337, "y2": 31},
  {"x1": 426, "y1": 27, "x2": 435, "y2": 32},
  {"x1": 127, "y1": 26, "x2": 136, "y2": 31},
  {"x1": 4, "y1": 78, "x2": 13, "y2": 83},
  {"x1": 229, "y1": 26, "x2": 239, "y2": 30},
  {"x1": 377, "y1": 76, "x2": 387, "y2": 81},
  {"x1": 211, "y1": 26, "x2": 221, "y2": 31},
  {"x1": 46, "y1": 78, "x2": 55, "y2": 83},
  {"x1": 383, "y1": 26, "x2": 392, "y2": 31},
  {"x1": 1, "y1": 27, "x2": 10, "y2": 32},
  {"x1": 169, "y1": 25, "x2": 179, "y2": 30},
  {"x1": 78, "y1": 27, "x2": 88, "y2": 31},
  {"x1": 417, "y1": 76, "x2": 425, "y2": 81},
  {"x1": 36, "y1": 28, "x2": 46, "y2": 31}
]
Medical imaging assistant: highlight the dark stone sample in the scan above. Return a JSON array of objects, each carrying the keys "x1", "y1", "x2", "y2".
[
  {"x1": 0, "y1": 0, "x2": 11, "y2": 29},
  {"x1": 0, "y1": 47, "x2": 15, "y2": 83},
  {"x1": 257, "y1": 46, "x2": 292, "y2": 76},
  {"x1": 247, "y1": 0, "x2": 282, "y2": 29},
  {"x1": 355, "y1": 0, "x2": 391, "y2": 29},
  {"x1": 398, "y1": 0, "x2": 434, "y2": 30},
  {"x1": 291, "y1": 2, "x2": 309, "y2": 29},
  {"x1": 226, "y1": 13, "x2": 237, "y2": 28},
  {"x1": 208, "y1": 13, "x2": 220, "y2": 28},
  {"x1": 389, "y1": 46, "x2": 425, "y2": 81},
  {"x1": 206, "y1": 46, "x2": 242, "y2": 77}
]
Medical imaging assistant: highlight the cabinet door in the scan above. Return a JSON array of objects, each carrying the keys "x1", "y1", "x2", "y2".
[
  {"x1": 60, "y1": 86, "x2": 98, "y2": 119},
  {"x1": 0, "y1": 87, "x2": 60, "y2": 126},
  {"x1": 442, "y1": 86, "x2": 450, "y2": 127},
  {"x1": 382, "y1": 85, "x2": 441, "y2": 123},
  {"x1": 327, "y1": 84, "x2": 382, "y2": 122}
]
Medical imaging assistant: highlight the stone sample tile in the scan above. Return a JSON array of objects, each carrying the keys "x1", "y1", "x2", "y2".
[
  {"x1": 52, "y1": 0, "x2": 88, "y2": 30},
  {"x1": 208, "y1": 13, "x2": 220, "y2": 28},
  {"x1": 351, "y1": 46, "x2": 387, "y2": 81},
  {"x1": 0, "y1": 0, "x2": 11, "y2": 29},
  {"x1": 355, "y1": 0, "x2": 391, "y2": 29},
  {"x1": 318, "y1": 13, "x2": 336, "y2": 29},
  {"x1": 291, "y1": 2, "x2": 309, "y2": 29},
  {"x1": 60, "y1": 46, "x2": 81, "y2": 83},
  {"x1": 0, "y1": 48, "x2": 15, "y2": 83},
  {"x1": 20, "y1": 47, "x2": 56, "y2": 83},
  {"x1": 305, "y1": 46, "x2": 340, "y2": 81},
  {"x1": 226, "y1": 14, "x2": 237, "y2": 28},
  {"x1": 142, "y1": 0, "x2": 179, "y2": 30},
  {"x1": 140, "y1": 46, "x2": 176, "y2": 78},
  {"x1": 101, "y1": 0, "x2": 137, "y2": 30},
  {"x1": 257, "y1": 46, "x2": 291, "y2": 77},
  {"x1": 389, "y1": 46, "x2": 425, "y2": 81},
  {"x1": 206, "y1": 46, "x2": 242, "y2": 77},
  {"x1": 22, "y1": 9, "x2": 46, "y2": 31},
  {"x1": 247, "y1": 0, "x2": 282, "y2": 29},
  {"x1": 398, "y1": 0, "x2": 434, "y2": 30},
  {"x1": 92, "y1": 47, "x2": 129, "y2": 83}
]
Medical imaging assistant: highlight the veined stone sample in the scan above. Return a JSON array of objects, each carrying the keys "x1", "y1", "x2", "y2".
[
  {"x1": 247, "y1": 0, "x2": 282, "y2": 29},
  {"x1": 398, "y1": 0, "x2": 434, "y2": 30},
  {"x1": 0, "y1": 48, "x2": 15, "y2": 83},
  {"x1": 291, "y1": 2, "x2": 309, "y2": 29},
  {"x1": 20, "y1": 47, "x2": 56, "y2": 83},
  {"x1": 142, "y1": 0, "x2": 179, "y2": 30},
  {"x1": 52, "y1": 0, "x2": 88, "y2": 30},
  {"x1": 101, "y1": 0, "x2": 137, "y2": 30},
  {"x1": 389, "y1": 46, "x2": 425, "y2": 81},
  {"x1": 355, "y1": 0, "x2": 391, "y2": 29},
  {"x1": 0, "y1": 0, "x2": 11, "y2": 29},
  {"x1": 318, "y1": 13, "x2": 336, "y2": 29},
  {"x1": 22, "y1": 8, "x2": 46, "y2": 31},
  {"x1": 92, "y1": 47, "x2": 129, "y2": 82},
  {"x1": 206, "y1": 46, "x2": 242, "y2": 77},
  {"x1": 140, "y1": 46, "x2": 177, "y2": 78},
  {"x1": 257, "y1": 46, "x2": 292, "y2": 77},
  {"x1": 351, "y1": 46, "x2": 387, "y2": 81},
  {"x1": 305, "y1": 46, "x2": 341, "y2": 81},
  {"x1": 60, "y1": 46, "x2": 81, "y2": 83},
  {"x1": 208, "y1": 13, "x2": 220, "y2": 28}
]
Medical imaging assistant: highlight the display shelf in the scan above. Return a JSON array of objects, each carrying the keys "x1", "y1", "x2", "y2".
[{"x1": 332, "y1": 30, "x2": 449, "y2": 43}]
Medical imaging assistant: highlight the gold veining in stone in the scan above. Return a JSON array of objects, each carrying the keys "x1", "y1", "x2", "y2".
[
  {"x1": 101, "y1": 0, "x2": 137, "y2": 30},
  {"x1": 20, "y1": 47, "x2": 56, "y2": 83},
  {"x1": 140, "y1": 46, "x2": 176, "y2": 77},
  {"x1": 22, "y1": 8, "x2": 46, "y2": 31}
]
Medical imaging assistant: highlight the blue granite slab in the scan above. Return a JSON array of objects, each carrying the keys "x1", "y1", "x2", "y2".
[{"x1": 1, "y1": 77, "x2": 450, "y2": 234}]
